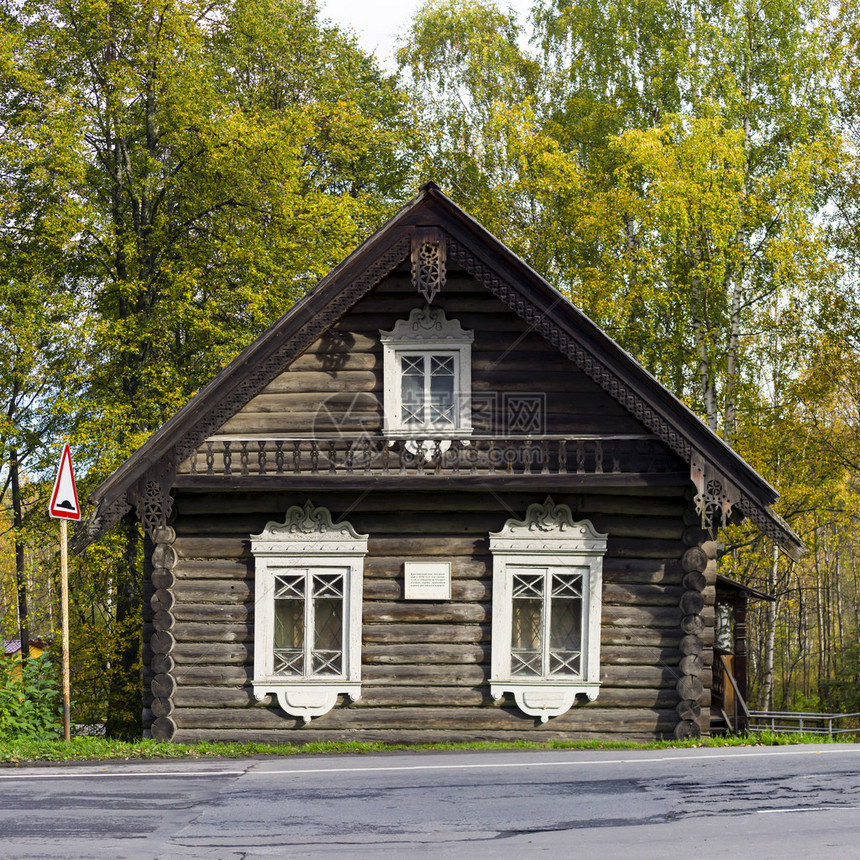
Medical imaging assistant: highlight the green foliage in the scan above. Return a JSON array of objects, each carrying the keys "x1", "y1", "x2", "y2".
[
  {"x1": 2, "y1": 0, "x2": 860, "y2": 733},
  {"x1": 0, "y1": 654, "x2": 62, "y2": 740},
  {"x1": 402, "y1": 0, "x2": 839, "y2": 433},
  {"x1": 822, "y1": 627, "x2": 860, "y2": 714}
]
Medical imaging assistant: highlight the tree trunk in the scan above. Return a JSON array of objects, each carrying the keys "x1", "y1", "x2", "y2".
[
  {"x1": 724, "y1": 274, "x2": 742, "y2": 441},
  {"x1": 762, "y1": 540, "x2": 778, "y2": 711},
  {"x1": 814, "y1": 533, "x2": 825, "y2": 691},
  {"x1": 105, "y1": 512, "x2": 143, "y2": 739},
  {"x1": 10, "y1": 448, "x2": 29, "y2": 662},
  {"x1": 691, "y1": 274, "x2": 718, "y2": 431}
]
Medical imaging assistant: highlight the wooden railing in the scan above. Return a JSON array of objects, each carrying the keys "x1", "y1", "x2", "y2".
[{"x1": 180, "y1": 434, "x2": 681, "y2": 479}]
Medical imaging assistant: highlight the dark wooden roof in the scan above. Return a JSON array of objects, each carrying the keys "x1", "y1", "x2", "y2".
[
  {"x1": 74, "y1": 182, "x2": 803, "y2": 558},
  {"x1": 716, "y1": 574, "x2": 776, "y2": 602}
]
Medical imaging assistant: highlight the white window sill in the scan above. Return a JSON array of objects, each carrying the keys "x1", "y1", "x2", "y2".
[
  {"x1": 254, "y1": 680, "x2": 361, "y2": 724},
  {"x1": 491, "y1": 680, "x2": 601, "y2": 722},
  {"x1": 384, "y1": 428, "x2": 473, "y2": 440}
]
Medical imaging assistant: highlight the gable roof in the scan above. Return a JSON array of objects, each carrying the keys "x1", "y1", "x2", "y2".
[
  {"x1": 716, "y1": 574, "x2": 775, "y2": 603},
  {"x1": 3, "y1": 639, "x2": 47, "y2": 656},
  {"x1": 74, "y1": 182, "x2": 803, "y2": 559}
]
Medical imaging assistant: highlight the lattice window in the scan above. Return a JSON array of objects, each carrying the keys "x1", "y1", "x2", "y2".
[
  {"x1": 381, "y1": 307, "x2": 473, "y2": 438},
  {"x1": 490, "y1": 499, "x2": 607, "y2": 721},
  {"x1": 510, "y1": 566, "x2": 584, "y2": 679},
  {"x1": 251, "y1": 502, "x2": 367, "y2": 722},
  {"x1": 398, "y1": 352, "x2": 457, "y2": 429},
  {"x1": 272, "y1": 568, "x2": 346, "y2": 678}
]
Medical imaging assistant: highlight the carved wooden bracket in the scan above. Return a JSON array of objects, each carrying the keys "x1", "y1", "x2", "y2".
[
  {"x1": 690, "y1": 452, "x2": 740, "y2": 535},
  {"x1": 132, "y1": 462, "x2": 176, "y2": 540},
  {"x1": 411, "y1": 227, "x2": 446, "y2": 303}
]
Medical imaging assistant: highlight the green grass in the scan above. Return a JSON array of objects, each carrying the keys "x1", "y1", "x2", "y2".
[{"x1": 0, "y1": 730, "x2": 850, "y2": 765}]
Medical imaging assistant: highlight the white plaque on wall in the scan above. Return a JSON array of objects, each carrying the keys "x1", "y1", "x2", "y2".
[{"x1": 404, "y1": 562, "x2": 451, "y2": 600}]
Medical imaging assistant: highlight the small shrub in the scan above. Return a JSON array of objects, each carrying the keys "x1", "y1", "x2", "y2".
[{"x1": 0, "y1": 654, "x2": 63, "y2": 740}]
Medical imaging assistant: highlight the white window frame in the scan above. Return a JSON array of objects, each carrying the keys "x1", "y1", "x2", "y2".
[
  {"x1": 251, "y1": 502, "x2": 367, "y2": 723},
  {"x1": 380, "y1": 306, "x2": 473, "y2": 438},
  {"x1": 490, "y1": 498, "x2": 607, "y2": 722}
]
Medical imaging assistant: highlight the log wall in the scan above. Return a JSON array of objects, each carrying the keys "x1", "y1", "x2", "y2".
[
  {"x1": 215, "y1": 262, "x2": 663, "y2": 442},
  {"x1": 146, "y1": 488, "x2": 710, "y2": 744}
]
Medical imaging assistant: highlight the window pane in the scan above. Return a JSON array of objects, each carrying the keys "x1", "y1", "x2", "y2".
[
  {"x1": 548, "y1": 570, "x2": 583, "y2": 676},
  {"x1": 429, "y1": 355, "x2": 455, "y2": 426},
  {"x1": 511, "y1": 570, "x2": 544, "y2": 676},
  {"x1": 401, "y1": 354, "x2": 424, "y2": 425},
  {"x1": 273, "y1": 574, "x2": 305, "y2": 675},
  {"x1": 312, "y1": 597, "x2": 343, "y2": 675},
  {"x1": 311, "y1": 570, "x2": 345, "y2": 675}
]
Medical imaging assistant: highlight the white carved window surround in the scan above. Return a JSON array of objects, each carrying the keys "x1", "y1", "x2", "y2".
[
  {"x1": 490, "y1": 498, "x2": 608, "y2": 722},
  {"x1": 380, "y1": 306, "x2": 473, "y2": 437},
  {"x1": 251, "y1": 502, "x2": 367, "y2": 723}
]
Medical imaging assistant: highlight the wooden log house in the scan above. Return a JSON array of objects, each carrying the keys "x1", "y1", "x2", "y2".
[{"x1": 74, "y1": 183, "x2": 803, "y2": 743}]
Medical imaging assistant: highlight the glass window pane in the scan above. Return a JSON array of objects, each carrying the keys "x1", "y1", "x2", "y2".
[
  {"x1": 311, "y1": 568, "x2": 346, "y2": 676},
  {"x1": 512, "y1": 598, "x2": 542, "y2": 675},
  {"x1": 312, "y1": 571, "x2": 344, "y2": 599},
  {"x1": 312, "y1": 597, "x2": 343, "y2": 675},
  {"x1": 548, "y1": 570, "x2": 583, "y2": 676},
  {"x1": 429, "y1": 356, "x2": 455, "y2": 427},
  {"x1": 274, "y1": 591, "x2": 304, "y2": 676},
  {"x1": 511, "y1": 570, "x2": 544, "y2": 676},
  {"x1": 430, "y1": 355, "x2": 455, "y2": 376},
  {"x1": 401, "y1": 354, "x2": 425, "y2": 425}
]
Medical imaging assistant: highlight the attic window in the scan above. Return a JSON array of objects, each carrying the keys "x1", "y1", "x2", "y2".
[
  {"x1": 380, "y1": 306, "x2": 473, "y2": 438},
  {"x1": 490, "y1": 499, "x2": 608, "y2": 721}
]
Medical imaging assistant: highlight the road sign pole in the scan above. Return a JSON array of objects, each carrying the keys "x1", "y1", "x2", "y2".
[
  {"x1": 60, "y1": 518, "x2": 71, "y2": 743},
  {"x1": 49, "y1": 443, "x2": 79, "y2": 743}
]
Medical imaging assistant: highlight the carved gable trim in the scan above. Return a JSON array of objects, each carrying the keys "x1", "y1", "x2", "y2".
[{"x1": 79, "y1": 183, "x2": 802, "y2": 559}]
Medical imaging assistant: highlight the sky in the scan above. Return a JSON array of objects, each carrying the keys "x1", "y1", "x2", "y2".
[{"x1": 319, "y1": 0, "x2": 535, "y2": 69}]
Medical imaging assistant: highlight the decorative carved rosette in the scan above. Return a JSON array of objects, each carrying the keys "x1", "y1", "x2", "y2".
[
  {"x1": 690, "y1": 452, "x2": 740, "y2": 536},
  {"x1": 411, "y1": 227, "x2": 446, "y2": 303}
]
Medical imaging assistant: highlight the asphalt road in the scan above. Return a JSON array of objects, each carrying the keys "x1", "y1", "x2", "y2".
[{"x1": 0, "y1": 744, "x2": 858, "y2": 859}]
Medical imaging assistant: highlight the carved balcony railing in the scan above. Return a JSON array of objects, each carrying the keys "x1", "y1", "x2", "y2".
[{"x1": 176, "y1": 435, "x2": 685, "y2": 482}]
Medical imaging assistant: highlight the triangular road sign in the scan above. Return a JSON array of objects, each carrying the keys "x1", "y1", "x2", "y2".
[{"x1": 49, "y1": 444, "x2": 80, "y2": 520}]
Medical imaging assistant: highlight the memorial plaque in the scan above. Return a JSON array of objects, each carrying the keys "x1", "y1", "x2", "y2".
[{"x1": 403, "y1": 562, "x2": 451, "y2": 600}]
